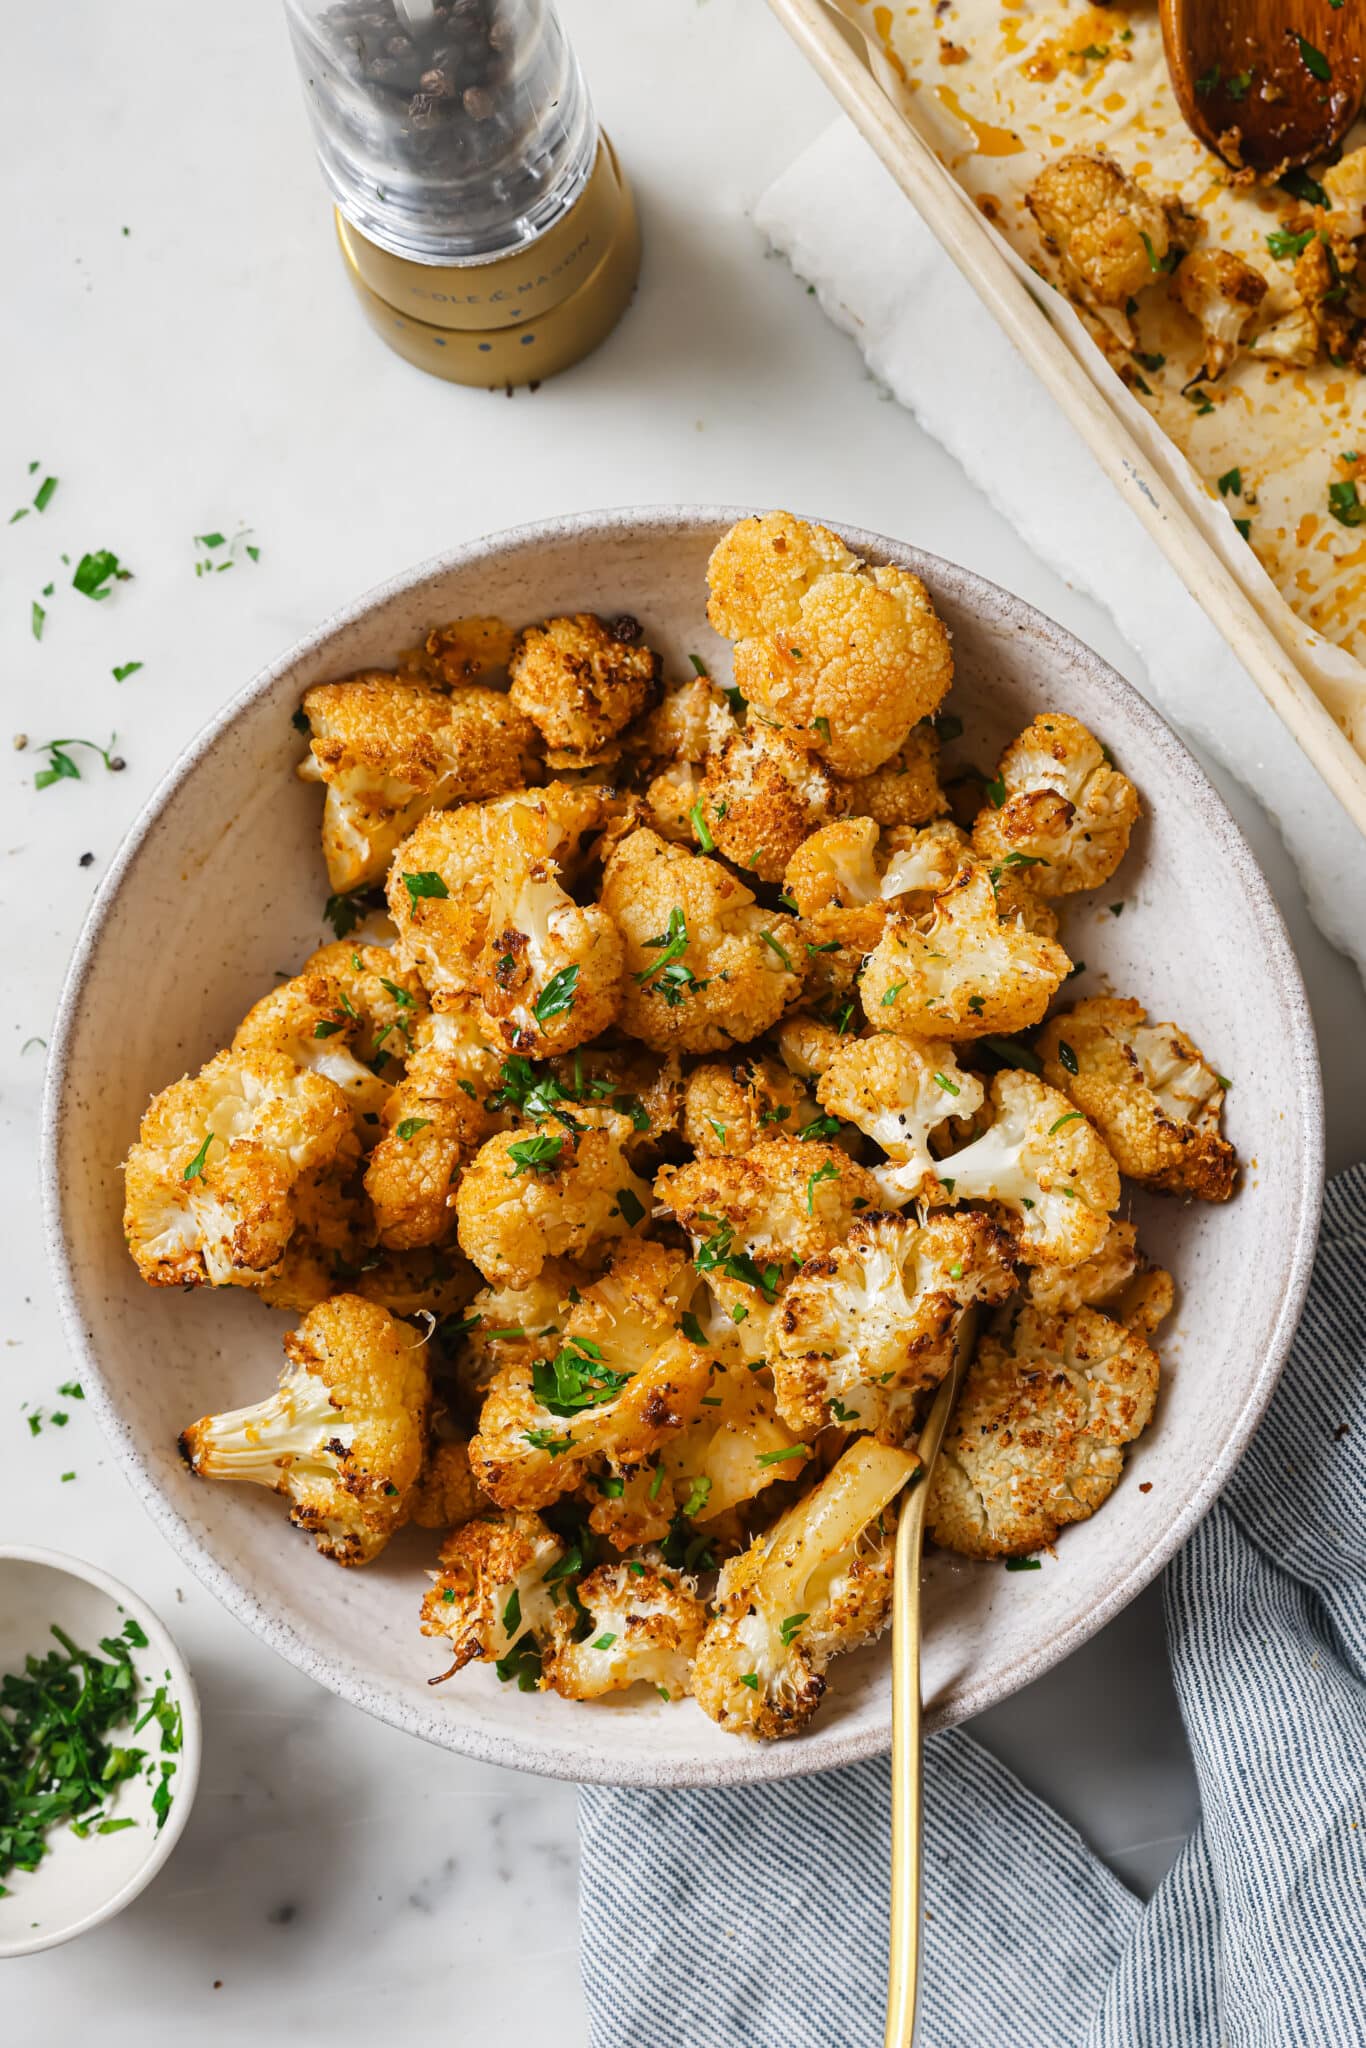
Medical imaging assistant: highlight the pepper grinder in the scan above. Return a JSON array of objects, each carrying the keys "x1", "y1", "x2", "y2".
[{"x1": 283, "y1": 0, "x2": 640, "y2": 386}]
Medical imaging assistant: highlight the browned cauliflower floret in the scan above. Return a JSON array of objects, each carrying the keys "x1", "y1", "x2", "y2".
[
  {"x1": 456, "y1": 1118, "x2": 651, "y2": 1287},
  {"x1": 861, "y1": 865, "x2": 1071, "y2": 1038},
  {"x1": 774, "y1": 1212, "x2": 1018, "y2": 1441},
  {"x1": 364, "y1": 1001, "x2": 503, "y2": 1249},
  {"x1": 258, "y1": 1240, "x2": 481, "y2": 1318},
  {"x1": 776, "y1": 1014, "x2": 846, "y2": 1080},
  {"x1": 970, "y1": 714, "x2": 1139, "y2": 896},
  {"x1": 783, "y1": 819, "x2": 971, "y2": 991},
  {"x1": 1037, "y1": 997, "x2": 1236, "y2": 1201},
  {"x1": 448, "y1": 1260, "x2": 580, "y2": 1405},
  {"x1": 409, "y1": 1433, "x2": 487, "y2": 1529},
  {"x1": 656, "y1": 1355, "x2": 808, "y2": 1526},
  {"x1": 1172, "y1": 247, "x2": 1268, "y2": 380},
  {"x1": 123, "y1": 1048, "x2": 358, "y2": 1289},
  {"x1": 934, "y1": 1070, "x2": 1120, "y2": 1268},
  {"x1": 1027, "y1": 151, "x2": 1180, "y2": 310},
  {"x1": 627, "y1": 673, "x2": 739, "y2": 843},
  {"x1": 233, "y1": 941, "x2": 428, "y2": 1126},
  {"x1": 681, "y1": 1052, "x2": 819, "y2": 1157},
  {"x1": 507, "y1": 613, "x2": 661, "y2": 769},
  {"x1": 468, "y1": 1242, "x2": 713, "y2": 1507},
  {"x1": 706, "y1": 511, "x2": 857, "y2": 641},
  {"x1": 655, "y1": 1138, "x2": 883, "y2": 1274},
  {"x1": 1025, "y1": 1218, "x2": 1174, "y2": 1336},
  {"x1": 691, "y1": 1436, "x2": 917, "y2": 1739},
  {"x1": 927, "y1": 1303, "x2": 1159, "y2": 1558},
  {"x1": 1249, "y1": 302, "x2": 1322, "y2": 368},
  {"x1": 542, "y1": 1561, "x2": 707, "y2": 1701},
  {"x1": 420, "y1": 1508, "x2": 566, "y2": 1679},
  {"x1": 697, "y1": 721, "x2": 841, "y2": 883},
  {"x1": 297, "y1": 671, "x2": 541, "y2": 891},
  {"x1": 399, "y1": 615, "x2": 517, "y2": 687},
  {"x1": 179, "y1": 1295, "x2": 429, "y2": 1564},
  {"x1": 727, "y1": 565, "x2": 954, "y2": 779},
  {"x1": 1290, "y1": 231, "x2": 1357, "y2": 364},
  {"x1": 816, "y1": 1034, "x2": 985, "y2": 1206},
  {"x1": 387, "y1": 783, "x2": 610, "y2": 1000},
  {"x1": 474, "y1": 798, "x2": 624, "y2": 1055},
  {"x1": 835, "y1": 720, "x2": 949, "y2": 828},
  {"x1": 1324, "y1": 146, "x2": 1366, "y2": 224},
  {"x1": 600, "y1": 828, "x2": 801, "y2": 1055}
]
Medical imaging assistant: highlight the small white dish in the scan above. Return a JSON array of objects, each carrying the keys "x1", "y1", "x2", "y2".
[
  {"x1": 42, "y1": 508, "x2": 1323, "y2": 1788},
  {"x1": 0, "y1": 1547, "x2": 200, "y2": 1957}
]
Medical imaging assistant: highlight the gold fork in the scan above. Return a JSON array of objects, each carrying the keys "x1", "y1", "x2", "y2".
[{"x1": 883, "y1": 1315, "x2": 974, "y2": 2048}]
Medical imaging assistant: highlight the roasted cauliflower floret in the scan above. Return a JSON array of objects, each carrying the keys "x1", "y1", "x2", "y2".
[
  {"x1": 1026, "y1": 1219, "x2": 1174, "y2": 1338},
  {"x1": 448, "y1": 1260, "x2": 579, "y2": 1404},
  {"x1": 774, "y1": 1212, "x2": 1018, "y2": 1440},
  {"x1": 233, "y1": 942, "x2": 428, "y2": 1124},
  {"x1": 861, "y1": 865, "x2": 1071, "y2": 1038},
  {"x1": 455, "y1": 1118, "x2": 650, "y2": 1287},
  {"x1": 258, "y1": 1239, "x2": 481, "y2": 1317},
  {"x1": 928, "y1": 1304, "x2": 1159, "y2": 1558},
  {"x1": 691, "y1": 1436, "x2": 917, "y2": 1739},
  {"x1": 657, "y1": 1356, "x2": 808, "y2": 1525},
  {"x1": 705, "y1": 511, "x2": 858, "y2": 641},
  {"x1": 697, "y1": 721, "x2": 841, "y2": 883},
  {"x1": 1292, "y1": 231, "x2": 1357, "y2": 364},
  {"x1": 936, "y1": 1070, "x2": 1120, "y2": 1268},
  {"x1": 410, "y1": 1433, "x2": 486, "y2": 1530},
  {"x1": 601, "y1": 828, "x2": 801, "y2": 1055},
  {"x1": 629, "y1": 673, "x2": 739, "y2": 843},
  {"x1": 420, "y1": 1508, "x2": 566, "y2": 1678},
  {"x1": 387, "y1": 783, "x2": 610, "y2": 1000},
  {"x1": 970, "y1": 714, "x2": 1139, "y2": 897},
  {"x1": 1027, "y1": 151, "x2": 1179, "y2": 310},
  {"x1": 124, "y1": 1048, "x2": 358, "y2": 1289},
  {"x1": 542, "y1": 1561, "x2": 706, "y2": 1701},
  {"x1": 1249, "y1": 302, "x2": 1322, "y2": 368},
  {"x1": 682, "y1": 1053, "x2": 819, "y2": 1157},
  {"x1": 364, "y1": 1001, "x2": 503, "y2": 1249},
  {"x1": 783, "y1": 819, "x2": 969, "y2": 983},
  {"x1": 179, "y1": 1295, "x2": 429, "y2": 1564},
  {"x1": 297, "y1": 672, "x2": 541, "y2": 891},
  {"x1": 468, "y1": 1242, "x2": 713, "y2": 1507},
  {"x1": 816, "y1": 1034, "x2": 986, "y2": 1206},
  {"x1": 1172, "y1": 247, "x2": 1268, "y2": 380},
  {"x1": 656, "y1": 1137, "x2": 883, "y2": 1273},
  {"x1": 776, "y1": 1014, "x2": 846, "y2": 1081},
  {"x1": 1037, "y1": 996, "x2": 1236, "y2": 1201},
  {"x1": 474, "y1": 799, "x2": 623, "y2": 1055},
  {"x1": 507, "y1": 613, "x2": 661, "y2": 769},
  {"x1": 727, "y1": 566, "x2": 954, "y2": 778},
  {"x1": 836, "y1": 720, "x2": 949, "y2": 828}
]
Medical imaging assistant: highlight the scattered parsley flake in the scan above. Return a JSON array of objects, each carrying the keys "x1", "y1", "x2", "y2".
[
  {"x1": 616, "y1": 1187, "x2": 645, "y2": 1228},
  {"x1": 112, "y1": 661, "x2": 143, "y2": 682},
  {"x1": 760, "y1": 930, "x2": 794, "y2": 972},
  {"x1": 1005, "y1": 1557, "x2": 1042, "y2": 1572},
  {"x1": 72, "y1": 551, "x2": 131, "y2": 600},
  {"x1": 534, "y1": 963, "x2": 579, "y2": 1024},
  {"x1": 689, "y1": 800, "x2": 715, "y2": 852},
  {"x1": 395, "y1": 1117, "x2": 431, "y2": 1141},
  {"x1": 1057, "y1": 1040, "x2": 1079, "y2": 1076},
  {"x1": 1297, "y1": 34, "x2": 1330, "y2": 81},
  {"x1": 756, "y1": 1445, "x2": 810, "y2": 1468},
  {"x1": 1217, "y1": 467, "x2": 1243, "y2": 498},
  {"x1": 182, "y1": 1133, "x2": 214, "y2": 1182}
]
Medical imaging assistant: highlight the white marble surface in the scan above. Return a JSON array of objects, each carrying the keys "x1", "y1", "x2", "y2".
[{"x1": 3, "y1": 1, "x2": 1364, "y2": 2040}]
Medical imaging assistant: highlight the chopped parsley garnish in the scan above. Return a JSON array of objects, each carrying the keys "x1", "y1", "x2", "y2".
[
  {"x1": 32, "y1": 475, "x2": 57, "y2": 513},
  {"x1": 797, "y1": 1114, "x2": 842, "y2": 1141},
  {"x1": 682, "y1": 1475, "x2": 712, "y2": 1519},
  {"x1": 1233, "y1": 520, "x2": 1252, "y2": 542},
  {"x1": 32, "y1": 733, "x2": 123, "y2": 790},
  {"x1": 1329, "y1": 479, "x2": 1366, "y2": 528},
  {"x1": 1266, "y1": 226, "x2": 1316, "y2": 262},
  {"x1": 502, "y1": 1590, "x2": 521, "y2": 1636},
  {"x1": 112, "y1": 660, "x2": 143, "y2": 682},
  {"x1": 1185, "y1": 388, "x2": 1214, "y2": 416},
  {"x1": 402, "y1": 869, "x2": 449, "y2": 904},
  {"x1": 323, "y1": 885, "x2": 384, "y2": 938},
  {"x1": 592, "y1": 1634, "x2": 618, "y2": 1653},
  {"x1": 739, "y1": 1673, "x2": 759, "y2": 1691},
  {"x1": 1217, "y1": 468, "x2": 1243, "y2": 499},
  {"x1": 1279, "y1": 168, "x2": 1328, "y2": 209},
  {"x1": 932, "y1": 1072, "x2": 960, "y2": 1096},
  {"x1": 182, "y1": 1133, "x2": 214, "y2": 1181},
  {"x1": 805, "y1": 1159, "x2": 839, "y2": 1213},
  {"x1": 984, "y1": 773, "x2": 1007, "y2": 807},
  {"x1": 813, "y1": 715, "x2": 832, "y2": 742},
  {"x1": 688, "y1": 654, "x2": 710, "y2": 677},
  {"x1": 72, "y1": 550, "x2": 132, "y2": 600},
  {"x1": 694, "y1": 1219, "x2": 782, "y2": 1302},
  {"x1": 690, "y1": 801, "x2": 715, "y2": 852},
  {"x1": 756, "y1": 1445, "x2": 810, "y2": 1468},
  {"x1": 532, "y1": 1337, "x2": 629, "y2": 1417},
  {"x1": 779, "y1": 1613, "x2": 809, "y2": 1647},
  {"x1": 1134, "y1": 351, "x2": 1166, "y2": 373},
  {"x1": 0, "y1": 1624, "x2": 180, "y2": 1882},
  {"x1": 616, "y1": 1187, "x2": 645, "y2": 1227},
  {"x1": 494, "y1": 1636, "x2": 543, "y2": 1690},
  {"x1": 679, "y1": 1311, "x2": 708, "y2": 1347},
  {"x1": 1296, "y1": 34, "x2": 1330, "y2": 81},
  {"x1": 1004, "y1": 1557, "x2": 1042, "y2": 1572},
  {"x1": 760, "y1": 930, "x2": 794, "y2": 972},
  {"x1": 1056, "y1": 1040, "x2": 1079, "y2": 1076},
  {"x1": 31, "y1": 601, "x2": 45, "y2": 642},
  {"x1": 395, "y1": 1117, "x2": 431, "y2": 1141},
  {"x1": 523, "y1": 1427, "x2": 575, "y2": 1456},
  {"x1": 507, "y1": 1131, "x2": 564, "y2": 1175},
  {"x1": 1048, "y1": 1112, "x2": 1083, "y2": 1135},
  {"x1": 881, "y1": 983, "x2": 906, "y2": 1007},
  {"x1": 533, "y1": 964, "x2": 579, "y2": 1024},
  {"x1": 1110, "y1": 901, "x2": 1124, "y2": 917}
]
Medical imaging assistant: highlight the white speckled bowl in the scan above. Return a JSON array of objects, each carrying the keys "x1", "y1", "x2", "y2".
[{"x1": 43, "y1": 509, "x2": 1323, "y2": 1788}]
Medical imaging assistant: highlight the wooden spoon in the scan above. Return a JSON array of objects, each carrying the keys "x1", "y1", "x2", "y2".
[
  {"x1": 882, "y1": 1313, "x2": 975, "y2": 2048},
  {"x1": 1161, "y1": 0, "x2": 1366, "y2": 176}
]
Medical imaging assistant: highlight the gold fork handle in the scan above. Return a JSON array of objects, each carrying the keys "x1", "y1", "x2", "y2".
[{"x1": 884, "y1": 1484, "x2": 927, "y2": 2048}]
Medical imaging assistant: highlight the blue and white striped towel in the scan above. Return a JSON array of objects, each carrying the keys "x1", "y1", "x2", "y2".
[{"x1": 579, "y1": 1164, "x2": 1366, "y2": 2047}]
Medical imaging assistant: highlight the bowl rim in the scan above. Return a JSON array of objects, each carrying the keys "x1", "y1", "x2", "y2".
[
  {"x1": 40, "y1": 504, "x2": 1325, "y2": 1788},
  {"x1": 0, "y1": 1544, "x2": 202, "y2": 1956}
]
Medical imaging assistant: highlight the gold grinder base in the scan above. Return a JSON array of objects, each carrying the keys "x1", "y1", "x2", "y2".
[{"x1": 335, "y1": 137, "x2": 640, "y2": 388}]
